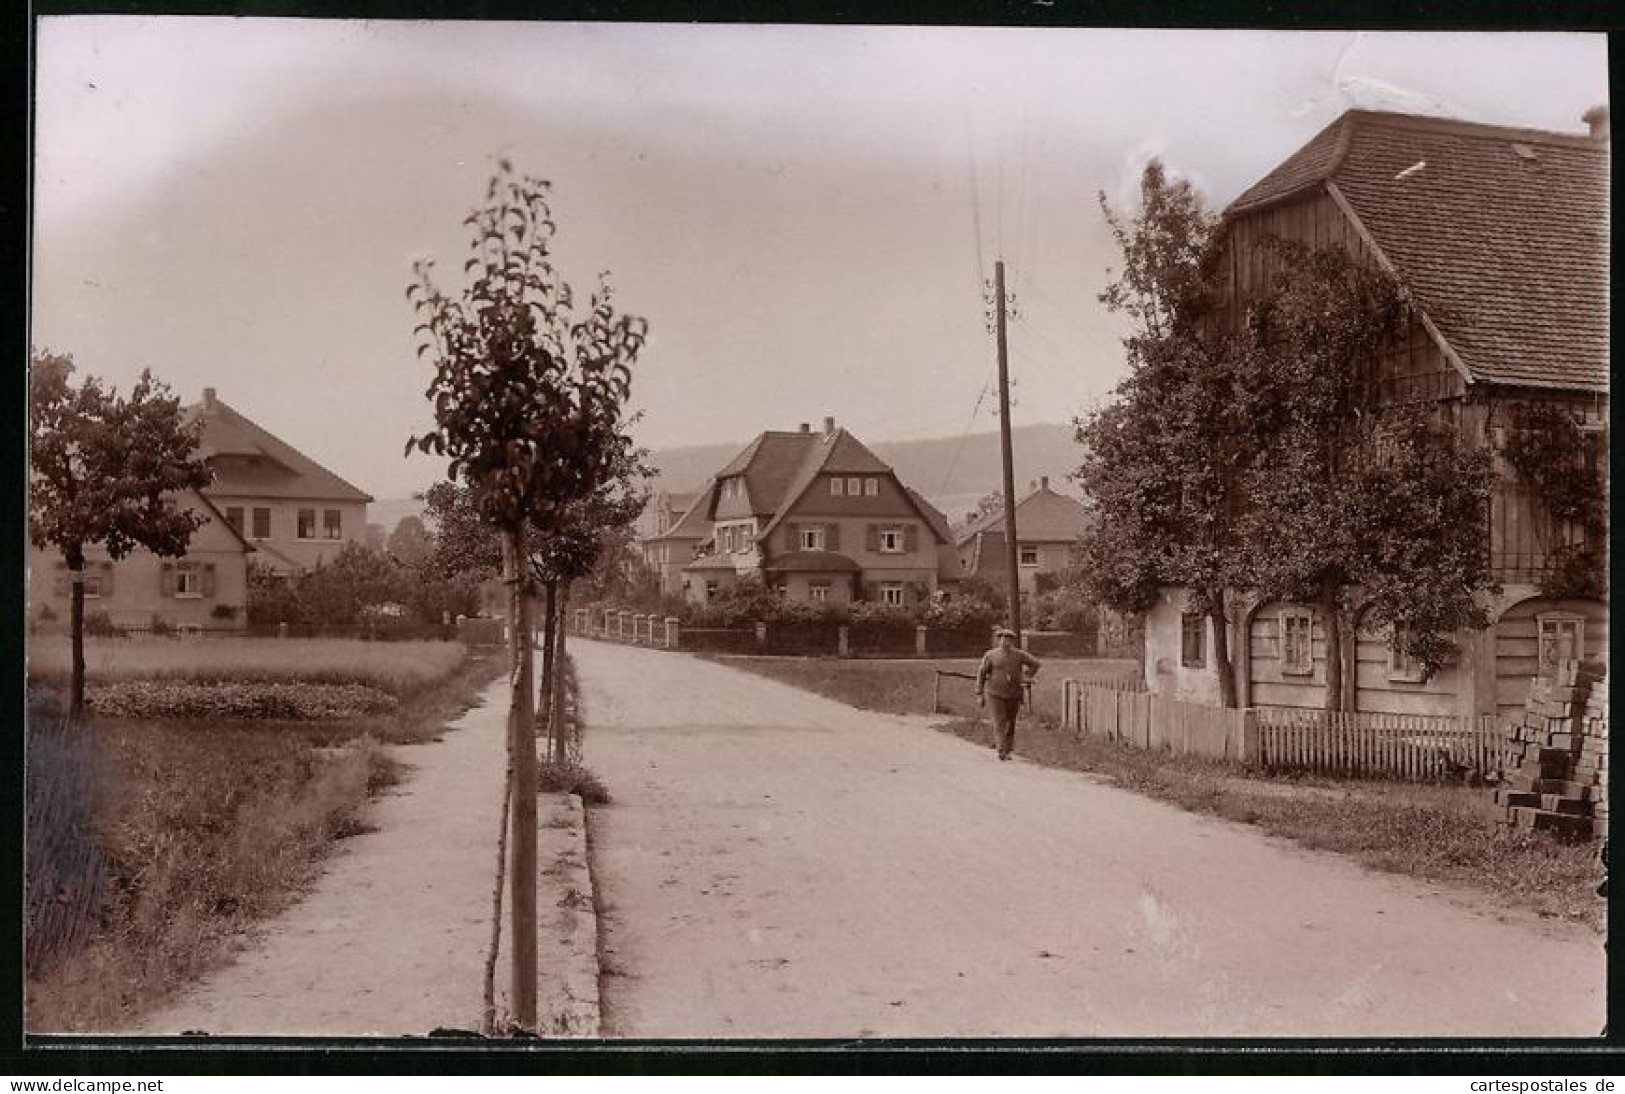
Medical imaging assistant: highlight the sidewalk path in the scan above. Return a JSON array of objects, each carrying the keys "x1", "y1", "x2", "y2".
[
  {"x1": 134, "y1": 676, "x2": 596, "y2": 1038},
  {"x1": 574, "y1": 639, "x2": 1606, "y2": 1039}
]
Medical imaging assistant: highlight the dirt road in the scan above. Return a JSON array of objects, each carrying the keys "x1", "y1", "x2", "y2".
[{"x1": 573, "y1": 639, "x2": 1606, "y2": 1039}]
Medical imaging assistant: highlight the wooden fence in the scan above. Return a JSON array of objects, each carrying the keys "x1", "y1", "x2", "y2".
[
  {"x1": 1064, "y1": 683, "x2": 1253, "y2": 763},
  {"x1": 1254, "y1": 708, "x2": 1504, "y2": 780},
  {"x1": 1061, "y1": 683, "x2": 1507, "y2": 779}
]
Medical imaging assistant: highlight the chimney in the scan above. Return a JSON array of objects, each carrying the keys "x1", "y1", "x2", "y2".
[
  {"x1": 202, "y1": 387, "x2": 217, "y2": 410},
  {"x1": 822, "y1": 416, "x2": 835, "y2": 436},
  {"x1": 1584, "y1": 105, "x2": 1610, "y2": 142},
  {"x1": 799, "y1": 422, "x2": 810, "y2": 433}
]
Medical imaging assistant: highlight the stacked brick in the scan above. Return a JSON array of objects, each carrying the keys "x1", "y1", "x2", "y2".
[{"x1": 1493, "y1": 660, "x2": 1608, "y2": 840}]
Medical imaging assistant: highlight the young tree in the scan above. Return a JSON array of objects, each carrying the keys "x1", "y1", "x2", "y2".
[
  {"x1": 29, "y1": 350, "x2": 213, "y2": 719},
  {"x1": 407, "y1": 159, "x2": 645, "y2": 1032},
  {"x1": 1238, "y1": 240, "x2": 1497, "y2": 706},
  {"x1": 1075, "y1": 161, "x2": 1255, "y2": 706},
  {"x1": 386, "y1": 515, "x2": 435, "y2": 568}
]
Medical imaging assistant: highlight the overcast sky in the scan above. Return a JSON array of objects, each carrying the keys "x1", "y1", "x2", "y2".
[{"x1": 31, "y1": 21, "x2": 1608, "y2": 500}]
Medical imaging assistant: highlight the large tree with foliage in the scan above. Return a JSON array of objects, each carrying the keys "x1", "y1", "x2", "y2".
[
  {"x1": 1074, "y1": 161, "x2": 1258, "y2": 707},
  {"x1": 1237, "y1": 240, "x2": 1497, "y2": 707},
  {"x1": 29, "y1": 350, "x2": 213, "y2": 719},
  {"x1": 407, "y1": 159, "x2": 645, "y2": 1033}
]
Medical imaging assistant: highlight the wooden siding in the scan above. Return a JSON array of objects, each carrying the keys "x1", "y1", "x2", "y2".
[
  {"x1": 1219, "y1": 191, "x2": 1465, "y2": 408},
  {"x1": 1247, "y1": 601, "x2": 1330, "y2": 711},
  {"x1": 1351, "y1": 620, "x2": 1461, "y2": 718},
  {"x1": 1493, "y1": 596, "x2": 1609, "y2": 718},
  {"x1": 1484, "y1": 392, "x2": 1609, "y2": 582}
]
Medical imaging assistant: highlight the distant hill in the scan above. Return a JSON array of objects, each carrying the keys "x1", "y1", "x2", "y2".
[{"x1": 647, "y1": 422, "x2": 1083, "y2": 523}]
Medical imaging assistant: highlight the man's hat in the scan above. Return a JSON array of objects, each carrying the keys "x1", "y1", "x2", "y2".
[{"x1": 995, "y1": 627, "x2": 1016, "y2": 638}]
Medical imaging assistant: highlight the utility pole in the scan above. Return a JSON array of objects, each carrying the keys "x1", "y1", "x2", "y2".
[{"x1": 993, "y1": 259, "x2": 1022, "y2": 639}]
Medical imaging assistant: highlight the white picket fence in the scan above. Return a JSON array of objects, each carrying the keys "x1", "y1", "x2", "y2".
[
  {"x1": 1254, "y1": 707, "x2": 1504, "y2": 780},
  {"x1": 1061, "y1": 681, "x2": 1506, "y2": 779}
]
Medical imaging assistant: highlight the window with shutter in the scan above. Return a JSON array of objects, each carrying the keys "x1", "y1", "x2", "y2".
[
  {"x1": 160, "y1": 563, "x2": 176, "y2": 597},
  {"x1": 203, "y1": 563, "x2": 217, "y2": 597},
  {"x1": 826, "y1": 524, "x2": 840, "y2": 551},
  {"x1": 904, "y1": 524, "x2": 919, "y2": 553},
  {"x1": 866, "y1": 524, "x2": 879, "y2": 552},
  {"x1": 1280, "y1": 610, "x2": 1314, "y2": 675}
]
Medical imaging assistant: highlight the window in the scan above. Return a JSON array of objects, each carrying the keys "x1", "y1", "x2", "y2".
[
  {"x1": 743, "y1": 528, "x2": 755, "y2": 552},
  {"x1": 705, "y1": 580, "x2": 719, "y2": 597},
  {"x1": 809, "y1": 582, "x2": 830, "y2": 602},
  {"x1": 881, "y1": 583, "x2": 905, "y2": 606},
  {"x1": 864, "y1": 479, "x2": 879, "y2": 497},
  {"x1": 1180, "y1": 613, "x2": 1206, "y2": 668},
  {"x1": 176, "y1": 564, "x2": 202, "y2": 598},
  {"x1": 880, "y1": 529, "x2": 903, "y2": 553},
  {"x1": 81, "y1": 573, "x2": 103, "y2": 599},
  {"x1": 225, "y1": 507, "x2": 244, "y2": 533},
  {"x1": 297, "y1": 509, "x2": 316, "y2": 539},
  {"x1": 252, "y1": 507, "x2": 271, "y2": 539},
  {"x1": 801, "y1": 527, "x2": 826, "y2": 551},
  {"x1": 1388, "y1": 625, "x2": 1424, "y2": 683},
  {"x1": 829, "y1": 477, "x2": 844, "y2": 496},
  {"x1": 1280, "y1": 609, "x2": 1314, "y2": 676},
  {"x1": 1537, "y1": 614, "x2": 1585, "y2": 678},
  {"x1": 323, "y1": 509, "x2": 342, "y2": 539},
  {"x1": 847, "y1": 477, "x2": 861, "y2": 495},
  {"x1": 1019, "y1": 545, "x2": 1040, "y2": 567}
]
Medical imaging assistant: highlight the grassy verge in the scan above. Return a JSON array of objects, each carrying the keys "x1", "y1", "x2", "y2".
[
  {"x1": 706, "y1": 654, "x2": 1141, "y2": 718},
  {"x1": 24, "y1": 649, "x2": 505, "y2": 1032},
  {"x1": 29, "y1": 636, "x2": 468, "y2": 694},
  {"x1": 720, "y1": 655, "x2": 1605, "y2": 932}
]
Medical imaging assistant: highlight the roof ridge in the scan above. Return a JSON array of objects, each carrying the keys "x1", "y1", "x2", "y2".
[{"x1": 1340, "y1": 108, "x2": 1604, "y2": 150}]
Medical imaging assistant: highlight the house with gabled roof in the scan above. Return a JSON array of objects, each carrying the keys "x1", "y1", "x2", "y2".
[
  {"x1": 1144, "y1": 106, "x2": 1609, "y2": 719},
  {"x1": 675, "y1": 416, "x2": 959, "y2": 607},
  {"x1": 29, "y1": 487, "x2": 258, "y2": 635},
  {"x1": 187, "y1": 387, "x2": 373, "y2": 574},
  {"x1": 955, "y1": 477, "x2": 1089, "y2": 596},
  {"x1": 29, "y1": 385, "x2": 373, "y2": 633}
]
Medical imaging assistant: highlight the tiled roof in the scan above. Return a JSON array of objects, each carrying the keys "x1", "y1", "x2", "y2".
[
  {"x1": 1227, "y1": 109, "x2": 1609, "y2": 393},
  {"x1": 760, "y1": 428, "x2": 947, "y2": 543},
  {"x1": 715, "y1": 431, "x2": 819, "y2": 516},
  {"x1": 647, "y1": 480, "x2": 717, "y2": 542},
  {"x1": 762, "y1": 550, "x2": 862, "y2": 573},
  {"x1": 955, "y1": 482, "x2": 1089, "y2": 545},
  {"x1": 187, "y1": 395, "x2": 373, "y2": 502}
]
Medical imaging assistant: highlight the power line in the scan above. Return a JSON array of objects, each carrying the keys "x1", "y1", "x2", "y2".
[{"x1": 939, "y1": 371, "x2": 994, "y2": 495}]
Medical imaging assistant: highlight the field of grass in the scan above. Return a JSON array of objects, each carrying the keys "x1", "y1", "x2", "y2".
[
  {"x1": 24, "y1": 649, "x2": 507, "y2": 1032},
  {"x1": 27, "y1": 637, "x2": 468, "y2": 696},
  {"x1": 720, "y1": 655, "x2": 1605, "y2": 931},
  {"x1": 710, "y1": 655, "x2": 1142, "y2": 719}
]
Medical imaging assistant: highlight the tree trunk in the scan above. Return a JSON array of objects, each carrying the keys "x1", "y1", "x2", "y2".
[
  {"x1": 67, "y1": 543, "x2": 86, "y2": 723},
  {"x1": 551, "y1": 588, "x2": 570, "y2": 764},
  {"x1": 503, "y1": 532, "x2": 538, "y2": 1032},
  {"x1": 1321, "y1": 593, "x2": 1347, "y2": 712},
  {"x1": 538, "y1": 578, "x2": 557, "y2": 761},
  {"x1": 1207, "y1": 591, "x2": 1238, "y2": 710}
]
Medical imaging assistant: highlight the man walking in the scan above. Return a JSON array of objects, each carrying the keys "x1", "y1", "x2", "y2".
[{"x1": 975, "y1": 627, "x2": 1041, "y2": 761}]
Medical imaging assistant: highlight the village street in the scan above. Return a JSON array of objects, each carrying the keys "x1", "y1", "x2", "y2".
[{"x1": 574, "y1": 639, "x2": 1606, "y2": 1039}]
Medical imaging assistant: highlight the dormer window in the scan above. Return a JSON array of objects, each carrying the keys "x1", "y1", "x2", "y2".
[
  {"x1": 864, "y1": 479, "x2": 879, "y2": 497},
  {"x1": 847, "y1": 477, "x2": 861, "y2": 495},
  {"x1": 829, "y1": 478, "x2": 844, "y2": 496}
]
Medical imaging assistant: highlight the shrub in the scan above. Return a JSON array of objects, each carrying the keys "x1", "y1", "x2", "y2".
[
  {"x1": 87, "y1": 681, "x2": 398, "y2": 721},
  {"x1": 210, "y1": 604, "x2": 238, "y2": 621},
  {"x1": 83, "y1": 612, "x2": 123, "y2": 638},
  {"x1": 536, "y1": 760, "x2": 610, "y2": 804},
  {"x1": 148, "y1": 615, "x2": 174, "y2": 638},
  {"x1": 924, "y1": 596, "x2": 1001, "y2": 633},
  {"x1": 848, "y1": 602, "x2": 918, "y2": 629}
]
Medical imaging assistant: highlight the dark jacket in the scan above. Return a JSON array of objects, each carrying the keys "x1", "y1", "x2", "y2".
[{"x1": 976, "y1": 646, "x2": 1041, "y2": 700}]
